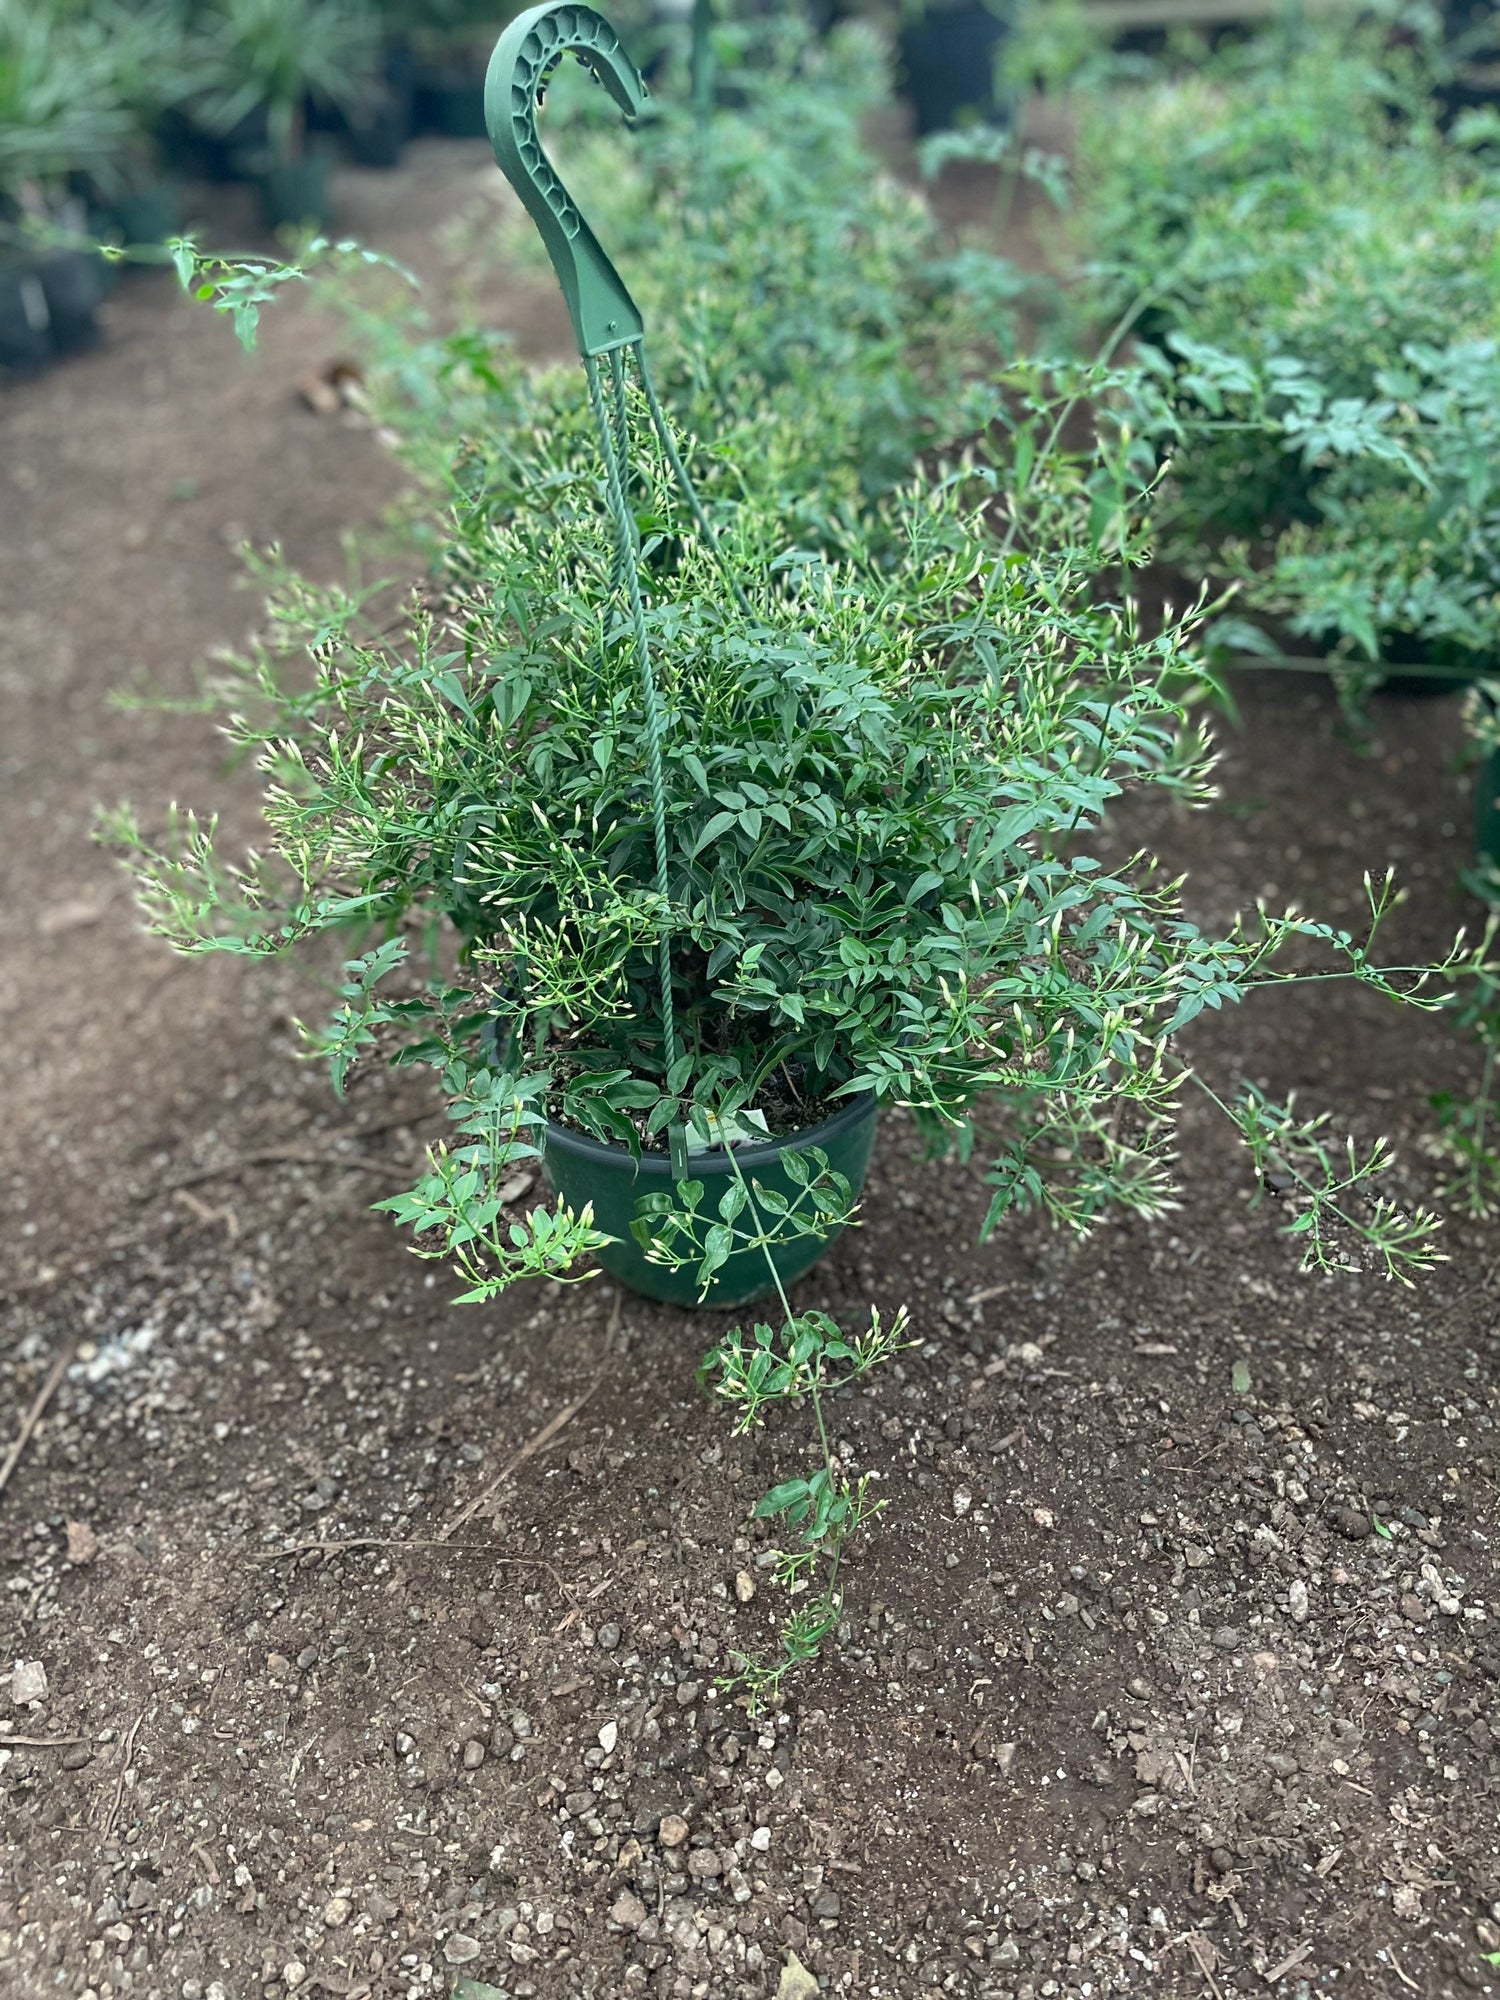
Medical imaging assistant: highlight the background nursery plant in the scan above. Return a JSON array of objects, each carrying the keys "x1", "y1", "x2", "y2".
[
  {"x1": 1073, "y1": 10, "x2": 1500, "y2": 692},
  {"x1": 331, "y1": 11, "x2": 1016, "y2": 562}
]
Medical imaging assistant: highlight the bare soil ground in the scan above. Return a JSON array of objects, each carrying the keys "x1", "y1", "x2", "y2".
[{"x1": 2, "y1": 141, "x2": 1499, "y2": 2000}]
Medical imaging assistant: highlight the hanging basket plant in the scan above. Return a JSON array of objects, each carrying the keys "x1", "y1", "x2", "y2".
[{"x1": 109, "y1": 1, "x2": 1491, "y2": 1706}]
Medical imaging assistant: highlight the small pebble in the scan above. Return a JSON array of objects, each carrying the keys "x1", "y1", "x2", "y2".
[
  {"x1": 10, "y1": 1660, "x2": 47, "y2": 1705},
  {"x1": 598, "y1": 1720, "x2": 618, "y2": 1754},
  {"x1": 733, "y1": 1571, "x2": 755, "y2": 1604},
  {"x1": 282, "y1": 1964, "x2": 306, "y2": 1992},
  {"x1": 749, "y1": 1826, "x2": 772, "y2": 1852},
  {"x1": 322, "y1": 1897, "x2": 350, "y2": 1927},
  {"x1": 658, "y1": 1813, "x2": 690, "y2": 1848},
  {"x1": 462, "y1": 1738, "x2": 486, "y2": 1770},
  {"x1": 1334, "y1": 1507, "x2": 1371, "y2": 1540},
  {"x1": 610, "y1": 1888, "x2": 648, "y2": 1930},
  {"x1": 1211, "y1": 1627, "x2": 1241, "y2": 1652},
  {"x1": 443, "y1": 1934, "x2": 481, "y2": 1965},
  {"x1": 596, "y1": 1624, "x2": 622, "y2": 1652},
  {"x1": 1288, "y1": 1579, "x2": 1309, "y2": 1625}
]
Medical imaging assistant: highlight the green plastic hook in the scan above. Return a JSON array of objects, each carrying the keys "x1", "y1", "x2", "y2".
[{"x1": 484, "y1": 1, "x2": 647, "y2": 359}]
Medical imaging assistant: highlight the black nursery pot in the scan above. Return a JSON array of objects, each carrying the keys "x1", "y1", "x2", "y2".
[
  {"x1": 1475, "y1": 742, "x2": 1500, "y2": 871},
  {"x1": 412, "y1": 60, "x2": 491, "y2": 139},
  {"x1": 345, "y1": 83, "x2": 413, "y2": 169},
  {"x1": 158, "y1": 103, "x2": 271, "y2": 183},
  {"x1": 0, "y1": 249, "x2": 108, "y2": 374},
  {"x1": 0, "y1": 258, "x2": 53, "y2": 372},
  {"x1": 108, "y1": 182, "x2": 183, "y2": 250},
  {"x1": 899, "y1": 1, "x2": 1009, "y2": 135},
  {"x1": 260, "y1": 153, "x2": 334, "y2": 232},
  {"x1": 39, "y1": 250, "x2": 105, "y2": 353}
]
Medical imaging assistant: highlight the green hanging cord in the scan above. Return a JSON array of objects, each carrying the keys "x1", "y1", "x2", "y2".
[
  {"x1": 690, "y1": 0, "x2": 714, "y2": 123},
  {"x1": 635, "y1": 345, "x2": 753, "y2": 618},
  {"x1": 585, "y1": 348, "x2": 687, "y2": 1174},
  {"x1": 487, "y1": 0, "x2": 763, "y2": 1178},
  {"x1": 606, "y1": 338, "x2": 635, "y2": 594},
  {"x1": 688, "y1": 0, "x2": 716, "y2": 221}
]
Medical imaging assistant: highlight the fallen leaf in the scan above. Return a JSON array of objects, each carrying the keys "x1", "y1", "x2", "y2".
[
  {"x1": 777, "y1": 1951, "x2": 820, "y2": 2000},
  {"x1": 64, "y1": 1520, "x2": 100, "y2": 1565}
]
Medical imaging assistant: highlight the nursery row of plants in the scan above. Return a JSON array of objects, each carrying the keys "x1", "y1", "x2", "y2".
[
  {"x1": 109, "y1": 0, "x2": 1500, "y2": 1703},
  {"x1": 1, "y1": 0, "x2": 679, "y2": 369},
  {"x1": 0, "y1": 0, "x2": 1033, "y2": 373}
]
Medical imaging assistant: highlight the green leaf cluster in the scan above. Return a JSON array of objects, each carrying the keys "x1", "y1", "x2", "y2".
[{"x1": 1073, "y1": 11, "x2": 1500, "y2": 676}]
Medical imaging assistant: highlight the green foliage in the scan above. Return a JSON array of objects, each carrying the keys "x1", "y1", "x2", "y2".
[
  {"x1": 343, "y1": 17, "x2": 1012, "y2": 555},
  {"x1": 701, "y1": 1299, "x2": 911, "y2": 1712},
  {"x1": 1074, "y1": 12, "x2": 1500, "y2": 676},
  {"x1": 108, "y1": 384, "x2": 1483, "y2": 1308},
  {"x1": 372, "y1": 1074, "x2": 612, "y2": 1302},
  {"x1": 1225, "y1": 1082, "x2": 1444, "y2": 1285},
  {"x1": 704, "y1": 1303, "x2": 912, "y2": 1434},
  {"x1": 166, "y1": 233, "x2": 416, "y2": 349},
  {"x1": 631, "y1": 1147, "x2": 857, "y2": 1300},
  {"x1": 0, "y1": 0, "x2": 137, "y2": 210}
]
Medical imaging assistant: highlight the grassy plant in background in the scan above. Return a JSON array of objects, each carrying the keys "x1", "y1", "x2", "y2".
[
  {"x1": 0, "y1": 1, "x2": 136, "y2": 224},
  {"x1": 200, "y1": 0, "x2": 381, "y2": 165}
]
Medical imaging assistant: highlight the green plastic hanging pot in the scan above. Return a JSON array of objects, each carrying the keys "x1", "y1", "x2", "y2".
[{"x1": 543, "y1": 1094, "x2": 879, "y2": 1309}]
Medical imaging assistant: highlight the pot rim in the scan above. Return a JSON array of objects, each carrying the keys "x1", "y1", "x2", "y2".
[{"x1": 544, "y1": 1089, "x2": 877, "y2": 1177}]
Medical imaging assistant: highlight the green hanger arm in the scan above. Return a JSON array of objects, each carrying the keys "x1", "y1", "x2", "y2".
[{"x1": 485, "y1": 2, "x2": 648, "y2": 359}]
